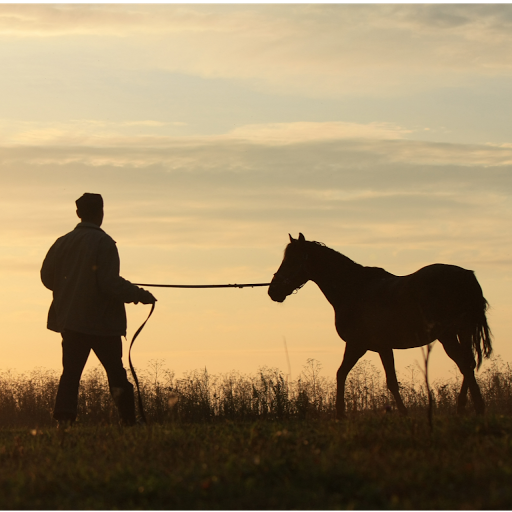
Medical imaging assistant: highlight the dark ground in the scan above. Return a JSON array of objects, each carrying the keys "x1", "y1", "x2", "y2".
[{"x1": 1, "y1": 413, "x2": 512, "y2": 509}]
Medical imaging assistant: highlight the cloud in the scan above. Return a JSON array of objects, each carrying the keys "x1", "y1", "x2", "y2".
[
  {"x1": 3, "y1": 130, "x2": 512, "y2": 263},
  {"x1": 1, "y1": 4, "x2": 302, "y2": 37},
  {"x1": 2, "y1": 134, "x2": 512, "y2": 255},
  {"x1": 227, "y1": 122, "x2": 411, "y2": 144},
  {"x1": 0, "y1": 119, "x2": 184, "y2": 146},
  {"x1": 2, "y1": 5, "x2": 512, "y2": 97},
  {"x1": 3, "y1": 121, "x2": 512, "y2": 171},
  {"x1": 396, "y1": 4, "x2": 512, "y2": 36},
  {"x1": 4, "y1": 5, "x2": 512, "y2": 43},
  {"x1": 0, "y1": 119, "x2": 411, "y2": 147}
]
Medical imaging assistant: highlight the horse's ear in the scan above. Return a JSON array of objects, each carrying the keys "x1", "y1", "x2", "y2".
[
  {"x1": 298, "y1": 233, "x2": 306, "y2": 242},
  {"x1": 289, "y1": 234, "x2": 296, "y2": 243}
]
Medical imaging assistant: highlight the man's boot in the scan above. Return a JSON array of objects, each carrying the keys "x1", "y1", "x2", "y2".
[{"x1": 111, "y1": 384, "x2": 137, "y2": 426}]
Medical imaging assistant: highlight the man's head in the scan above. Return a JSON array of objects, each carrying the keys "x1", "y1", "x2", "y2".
[{"x1": 76, "y1": 193, "x2": 104, "y2": 226}]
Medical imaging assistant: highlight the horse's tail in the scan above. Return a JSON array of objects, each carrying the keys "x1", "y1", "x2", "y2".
[
  {"x1": 461, "y1": 280, "x2": 492, "y2": 370},
  {"x1": 470, "y1": 297, "x2": 492, "y2": 369}
]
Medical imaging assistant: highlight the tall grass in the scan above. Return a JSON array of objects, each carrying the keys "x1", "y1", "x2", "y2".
[{"x1": 1, "y1": 357, "x2": 512, "y2": 427}]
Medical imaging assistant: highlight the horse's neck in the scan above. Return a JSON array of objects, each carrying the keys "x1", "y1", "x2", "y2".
[{"x1": 308, "y1": 246, "x2": 365, "y2": 307}]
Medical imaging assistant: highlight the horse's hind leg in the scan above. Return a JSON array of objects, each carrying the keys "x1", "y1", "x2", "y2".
[
  {"x1": 379, "y1": 349, "x2": 407, "y2": 415},
  {"x1": 439, "y1": 335, "x2": 485, "y2": 415},
  {"x1": 336, "y1": 343, "x2": 367, "y2": 419},
  {"x1": 457, "y1": 378, "x2": 470, "y2": 413}
]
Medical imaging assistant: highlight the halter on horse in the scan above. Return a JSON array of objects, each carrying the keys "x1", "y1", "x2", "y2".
[{"x1": 268, "y1": 233, "x2": 492, "y2": 418}]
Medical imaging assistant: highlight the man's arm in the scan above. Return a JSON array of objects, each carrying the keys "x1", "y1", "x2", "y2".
[
  {"x1": 41, "y1": 244, "x2": 57, "y2": 291},
  {"x1": 96, "y1": 236, "x2": 156, "y2": 304}
]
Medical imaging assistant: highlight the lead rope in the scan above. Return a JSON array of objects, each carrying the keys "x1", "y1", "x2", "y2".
[
  {"x1": 133, "y1": 282, "x2": 270, "y2": 289},
  {"x1": 128, "y1": 302, "x2": 155, "y2": 425}
]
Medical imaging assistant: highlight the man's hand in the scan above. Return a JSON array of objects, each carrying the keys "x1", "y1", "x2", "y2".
[{"x1": 138, "y1": 289, "x2": 157, "y2": 304}]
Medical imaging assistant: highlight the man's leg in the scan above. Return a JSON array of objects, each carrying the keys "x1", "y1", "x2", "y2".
[
  {"x1": 53, "y1": 331, "x2": 91, "y2": 423},
  {"x1": 91, "y1": 336, "x2": 137, "y2": 426}
]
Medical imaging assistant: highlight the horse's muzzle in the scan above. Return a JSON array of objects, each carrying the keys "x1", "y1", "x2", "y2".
[
  {"x1": 268, "y1": 280, "x2": 288, "y2": 303},
  {"x1": 269, "y1": 292, "x2": 286, "y2": 303}
]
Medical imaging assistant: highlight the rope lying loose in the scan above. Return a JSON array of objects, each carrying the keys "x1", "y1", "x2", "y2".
[
  {"x1": 128, "y1": 281, "x2": 271, "y2": 423},
  {"x1": 128, "y1": 302, "x2": 155, "y2": 425}
]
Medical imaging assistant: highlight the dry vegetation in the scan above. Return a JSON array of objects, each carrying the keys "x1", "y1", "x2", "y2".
[{"x1": 1, "y1": 356, "x2": 512, "y2": 426}]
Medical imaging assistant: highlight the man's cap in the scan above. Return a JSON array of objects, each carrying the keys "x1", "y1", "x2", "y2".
[{"x1": 76, "y1": 193, "x2": 103, "y2": 215}]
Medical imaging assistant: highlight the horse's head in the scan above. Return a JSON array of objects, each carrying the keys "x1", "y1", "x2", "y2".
[{"x1": 268, "y1": 233, "x2": 310, "y2": 303}]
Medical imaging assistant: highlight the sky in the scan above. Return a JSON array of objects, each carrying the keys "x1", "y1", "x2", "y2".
[{"x1": 1, "y1": 3, "x2": 512, "y2": 386}]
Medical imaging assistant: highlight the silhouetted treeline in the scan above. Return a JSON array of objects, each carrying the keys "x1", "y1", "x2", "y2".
[{"x1": 1, "y1": 357, "x2": 511, "y2": 427}]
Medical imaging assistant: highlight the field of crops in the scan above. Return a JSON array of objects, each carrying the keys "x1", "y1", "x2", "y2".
[{"x1": 1, "y1": 358, "x2": 512, "y2": 509}]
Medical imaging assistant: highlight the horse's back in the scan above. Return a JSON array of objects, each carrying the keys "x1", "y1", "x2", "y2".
[
  {"x1": 408, "y1": 263, "x2": 474, "y2": 283},
  {"x1": 407, "y1": 263, "x2": 485, "y2": 316},
  {"x1": 398, "y1": 263, "x2": 487, "y2": 339},
  {"x1": 335, "y1": 263, "x2": 486, "y2": 350}
]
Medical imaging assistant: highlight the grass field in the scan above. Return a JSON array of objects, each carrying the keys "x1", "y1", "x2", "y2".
[
  {"x1": 2, "y1": 415, "x2": 512, "y2": 509},
  {"x1": 1, "y1": 358, "x2": 512, "y2": 509}
]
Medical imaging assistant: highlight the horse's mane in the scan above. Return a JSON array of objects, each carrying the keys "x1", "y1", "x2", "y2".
[
  {"x1": 306, "y1": 240, "x2": 391, "y2": 279},
  {"x1": 307, "y1": 240, "x2": 361, "y2": 267}
]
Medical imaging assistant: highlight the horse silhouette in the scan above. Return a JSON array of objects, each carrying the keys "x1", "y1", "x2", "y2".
[{"x1": 268, "y1": 233, "x2": 492, "y2": 418}]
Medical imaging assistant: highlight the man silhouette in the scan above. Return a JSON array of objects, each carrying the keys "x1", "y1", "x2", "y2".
[{"x1": 41, "y1": 193, "x2": 156, "y2": 426}]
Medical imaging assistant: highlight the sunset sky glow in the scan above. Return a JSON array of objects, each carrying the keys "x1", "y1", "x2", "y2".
[{"x1": 2, "y1": 4, "x2": 512, "y2": 383}]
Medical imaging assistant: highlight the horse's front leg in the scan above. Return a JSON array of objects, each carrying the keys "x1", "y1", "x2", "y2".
[{"x1": 336, "y1": 343, "x2": 366, "y2": 419}]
